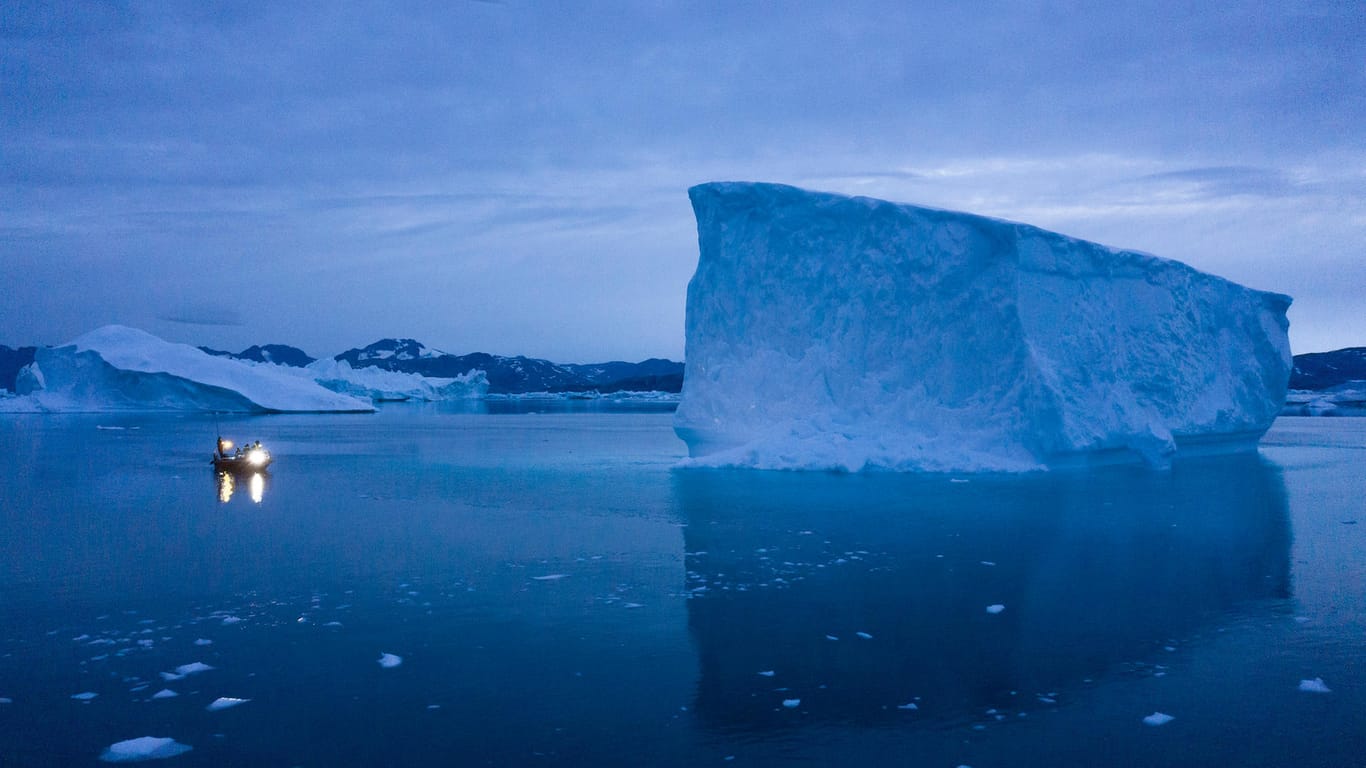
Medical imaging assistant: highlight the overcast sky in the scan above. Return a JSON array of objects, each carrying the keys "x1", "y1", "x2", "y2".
[{"x1": 3, "y1": 1, "x2": 1363, "y2": 361}]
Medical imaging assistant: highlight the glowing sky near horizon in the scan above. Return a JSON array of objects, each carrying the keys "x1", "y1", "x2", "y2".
[{"x1": 3, "y1": 1, "x2": 1363, "y2": 361}]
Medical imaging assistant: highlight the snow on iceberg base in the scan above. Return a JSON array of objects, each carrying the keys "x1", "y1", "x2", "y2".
[{"x1": 675, "y1": 182, "x2": 1293, "y2": 472}]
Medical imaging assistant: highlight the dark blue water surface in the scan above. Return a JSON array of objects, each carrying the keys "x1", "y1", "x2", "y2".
[{"x1": 1, "y1": 409, "x2": 1363, "y2": 766}]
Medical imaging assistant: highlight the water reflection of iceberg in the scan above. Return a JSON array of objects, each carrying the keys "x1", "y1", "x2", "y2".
[{"x1": 676, "y1": 454, "x2": 1290, "y2": 730}]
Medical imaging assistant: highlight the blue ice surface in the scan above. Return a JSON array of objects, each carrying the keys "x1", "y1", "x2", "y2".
[{"x1": 0, "y1": 407, "x2": 1362, "y2": 766}]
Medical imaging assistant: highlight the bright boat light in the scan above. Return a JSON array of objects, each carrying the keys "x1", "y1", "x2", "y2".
[{"x1": 248, "y1": 449, "x2": 266, "y2": 465}]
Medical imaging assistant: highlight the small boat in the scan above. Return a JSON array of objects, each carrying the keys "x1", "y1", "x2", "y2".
[{"x1": 212, "y1": 437, "x2": 272, "y2": 473}]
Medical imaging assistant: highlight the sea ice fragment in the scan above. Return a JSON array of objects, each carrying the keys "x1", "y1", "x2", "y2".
[{"x1": 99, "y1": 736, "x2": 192, "y2": 762}]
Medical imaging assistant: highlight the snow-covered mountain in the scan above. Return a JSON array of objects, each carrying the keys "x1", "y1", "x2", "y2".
[
  {"x1": 200, "y1": 343, "x2": 316, "y2": 368},
  {"x1": 334, "y1": 339, "x2": 682, "y2": 394}
]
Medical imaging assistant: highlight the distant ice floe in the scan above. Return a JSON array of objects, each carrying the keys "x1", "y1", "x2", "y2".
[
  {"x1": 531, "y1": 574, "x2": 569, "y2": 581},
  {"x1": 1143, "y1": 712, "x2": 1175, "y2": 726},
  {"x1": 986, "y1": 604, "x2": 1006, "y2": 614},
  {"x1": 856, "y1": 631, "x2": 873, "y2": 640},
  {"x1": 378, "y1": 653, "x2": 403, "y2": 668},
  {"x1": 71, "y1": 692, "x2": 98, "y2": 701},
  {"x1": 99, "y1": 736, "x2": 192, "y2": 762},
  {"x1": 174, "y1": 662, "x2": 213, "y2": 676},
  {"x1": 193, "y1": 638, "x2": 213, "y2": 646},
  {"x1": 758, "y1": 670, "x2": 775, "y2": 677},
  {"x1": 1298, "y1": 677, "x2": 1332, "y2": 693},
  {"x1": 150, "y1": 689, "x2": 179, "y2": 700},
  {"x1": 0, "y1": 697, "x2": 12, "y2": 704},
  {"x1": 206, "y1": 697, "x2": 250, "y2": 711},
  {"x1": 782, "y1": 699, "x2": 801, "y2": 708}
]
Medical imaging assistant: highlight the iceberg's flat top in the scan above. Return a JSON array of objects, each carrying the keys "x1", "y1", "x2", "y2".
[{"x1": 675, "y1": 182, "x2": 1292, "y2": 472}]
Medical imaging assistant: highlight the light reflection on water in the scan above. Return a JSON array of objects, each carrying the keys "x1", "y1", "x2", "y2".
[{"x1": 215, "y1": 470, "x2": 268, "y2": 503}]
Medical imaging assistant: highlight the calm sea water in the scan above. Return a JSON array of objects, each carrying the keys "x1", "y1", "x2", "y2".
[{"x1": 0, "y1": 409, "x2": 1363, "y2": 767}]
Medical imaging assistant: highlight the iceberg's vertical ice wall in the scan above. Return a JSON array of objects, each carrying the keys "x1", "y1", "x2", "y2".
[{"x1": 674, "y1": 182, "x2": 1292, "y2": 471}]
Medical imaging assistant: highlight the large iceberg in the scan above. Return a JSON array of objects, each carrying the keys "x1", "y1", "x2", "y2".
[
  {"x1": 304, "y1": 357, "x2": 488, "y2": 402},
  {"x1": 674, "y1": 182, "x2": 1292, "y2": 472},
  {"x1": 5, "y1": 326, "x2": 374, "y2": 413}
]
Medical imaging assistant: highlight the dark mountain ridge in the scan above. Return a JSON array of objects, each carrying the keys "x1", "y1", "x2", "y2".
[{"x1": 1289, "y1": 347, "x2": 1366, "y2": 390}]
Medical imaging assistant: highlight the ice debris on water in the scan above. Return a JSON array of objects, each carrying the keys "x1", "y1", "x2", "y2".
[
  {"x1": 99, "y1": 736, "x2": 193, "y2": 762},
  {"x1": 71, "y1": 691, "x2": 99, "y2": 701},
  {"x1": 986, "y1": 604, "x2": 1005, "y2": 614},
  {"x1": 1298, "y1": 678, "x2": 1331, "y2": 693},
  {"x1": 1143, "y1": 712, "x2": 1175, "y2": 726},
  {"x1": 379, "y1": 652, "x2": 403, "y2": 668},
  {"x1": 782, "y1": 699, "x2": 800, "y2": 708},
  {"x1": 194, "y1": 638, "x2": 212, "y2": 646},
  {"x1": 897, "y1": 702, "x2": 918, "y2": 710},
  {"x1": 532, "y1": 574, "x2": 568, "y2": 581},
  {"x1": 758, "y1": 670, "x2": 775, "y2": 677},
  {"x1": 174, "y1": 662, "x2": 213, "y2": 676},
  {"x1": 206, "y1": 697, "x2": 249, "y2": 711},
  {"x1": 856, "y1": 631, "x2": 873, "y2": 640},
  {"x1": 220, "y1": 616, "x2": 242, "y2": 625},
  {"x1": 151, "y1": 689, "x2": 178, "y2": 700},
  {"x1": 0, "y1": 697, "x2": 12, "y2": 704}
]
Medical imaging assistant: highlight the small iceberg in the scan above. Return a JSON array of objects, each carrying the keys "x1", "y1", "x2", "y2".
[
  {"x1": 1143, "y1": 712, "x2": 1175, "y2": 726},
  {"x1": 99, "y1": 736, "x2": 192, "y2": 762},
  {"x1": 986, "y1": 604, "x2": 1006, "y2": 614},
  {"x1": 150, "y1": 689, "x2": 179, "y2": 700},
  {"x1": 782, "y1": 698, "x2": 801, "y2": 708},
  {"x1": 71, "y1": 692, "x2": 99, "y2": 701},
  {"x1": 1298, "y1": 677, "x2": 1332, "y2": 693},
  {"x1": 378, "y1": 652, "x2": 403, "y2": 669},
  {"x1": 206, "y1": 697, "x2": 249, "y2": 712},
  {"x1": 758, "y1": 670, "x2": 775, "y2": 677},
  {"x1": 173, "y1": 662, "x2": 213, "y2": 676},
  {"x1": 855, "y1": 631, "x2": 873, "y2": 640}
]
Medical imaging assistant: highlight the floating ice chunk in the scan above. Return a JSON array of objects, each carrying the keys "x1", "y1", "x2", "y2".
[
  {"x1": 1143, "y1": 712, "x2": 1175, "y2": 726},
  {"x1": 72, "y1": 692, "x2": 98, "y2": 701},
  {"x1": 194, "y1": 639, "x2": 213, "y2": 646},
  {"x1": 856, "y1": 631, "x2": 873, "y2": 640},
  {"x1": 378, "y1": 653, "x2": 403, "y2": 668},
  {"x1": 158, "y1": 672, "x2": 183, "y2": 682},
  {"x1": 151, "y1": 689, "x2": 179, "y2": 700},
  {"x1": 782, "y1": 699, "x2": 801, "y2": 708},
  {"x1": 206, "y1": 697, "x2": 249, "y2": 712},
  {"x1": 825, "y1": 635, "x2": 839, "y2": 641},
  {"x1": 986, "y1": 604, "x2": 1005, "y2": 614},
  {"x1": 622, "y1": 603, "x2": 644, "y2": 609},
  {"x1": 758, "y1": 670, "x2": 775, "y2": 677},
  {"x1": 174, "y1": 662, "x2": 213, "y2": 676},
  {"x1": 99, "y1": 736, "x2": 193, "y2": 762},
  {"x1": 532, "y1": 574, "x2": 568, "y2": 581},
  {"x1": 1298, "y1": 677, "x2": 1332, "y2": 693},
  {"x1": 980, "y1": 561, "x2": 996, "y2": 567},
  {"x1": 0, "y1": 697, "x2": 12, "y2": 704},
  {"x1": 324, "y1": 621, "x2": 343, "y2": 627},
  {"x1": 427, "y1": 704, "x2": 441, "y2": 710},
  {"x1": 897, "y1": 702, "x2": 918, "y2": 710},
  {"x1": 220, "y1": 616, "x2": 242, "y2": 625}
]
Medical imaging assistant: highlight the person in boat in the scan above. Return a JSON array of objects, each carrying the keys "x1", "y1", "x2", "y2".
[{"x1": 217, "y1": 437, "x2": 232, "y2": 459}]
